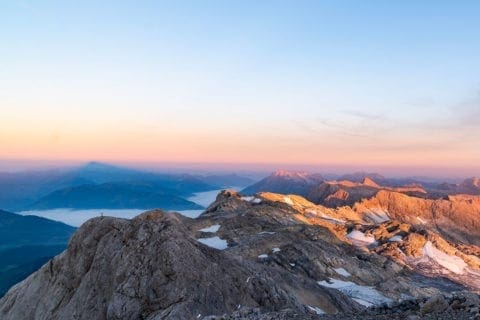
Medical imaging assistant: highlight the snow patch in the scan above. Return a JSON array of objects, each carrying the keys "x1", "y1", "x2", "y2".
[
  {"x1": 417, "y1": 216, "x2": 427, "y2": 224},
  {"x1": 334, "y1": 267, "x2": 351, "y2": 277},
  {"x1": 320, "y1": 213, "x2": 346, "y2": 225},
  {"x1": 353, "y1": 298, "x2": 374, "y2": 308},
  {"x1": 389, "y1": 235, "x2": 403, "y2": 242},
  {"x1": 423, "y1": 241, "x2": 467, "y2": 274},
  {"x1": 307, "y1": 305, "x2": 325, "y2": 315},
  {"x1": 318, "y1": 278, "x2": 391, "y2": 307},
  {"x1": 347, "y1": 230, "x2": 376, "y2": 245},
  {"x1": 199, "y1": 224, "x2": 221, "y2": 233},
  {"x1": 272, "y1": 247, "x2": 281, "y2": 253},
  {"x1": 258, "y1": 254, "x2": 269, "y2": 259},
  {"x1": 364, "y1": 209, "x2": 390, "y2": 224},
  {"x1": 241, "y1": 196, "x2": 261, "y2": 204},
  {"x1": 283, "y1": 196, "x2": 294, "y2": 205},
  {"x1": 306, "y1": 208, "x2": 346, "y2": 224},
  {"x1": 197, "y1": 237, "x2": 228, "y2": 250},
  {"x1": 258, "y1": 231, "x2": 276, "y2": 235}
]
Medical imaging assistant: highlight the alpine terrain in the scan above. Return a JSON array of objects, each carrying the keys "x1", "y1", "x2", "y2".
[{"x1": 2, "y1": 173, "x2": 480, "y2": 319}]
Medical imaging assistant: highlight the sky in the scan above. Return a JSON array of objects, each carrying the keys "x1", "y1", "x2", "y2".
[{"x1": 1, "y1": 0, "x2": 479, "y2": 177}]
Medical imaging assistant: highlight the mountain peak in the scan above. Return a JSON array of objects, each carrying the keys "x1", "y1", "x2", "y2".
[
  {"x1": 457, "y1": 177, "x2": 480, "y2": 194},
  {"x1": 81, "y1": 161, "x2": 119, "y2": 171},
  {"x1": 463, "y1": 177, "x2": 480, "y2": 187},
  {"x1": 339, "y1": 172, "x2": 385, "y2": 183},
  {"x1": 362, "y1": 177, "x2": 380, "y2": 188},
  {"x1": 271, "y1": 169, "x2": 310, "y2": 179},
  {"x1": 242, "y1": 170, "x2": 324, "y2": 195}
]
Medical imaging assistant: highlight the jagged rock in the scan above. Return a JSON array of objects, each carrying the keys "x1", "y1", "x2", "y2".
[
  {"x1": 0, "y1": 209, "x2": 359, "y2": 320},
  {"x1": 354, "y1": 191, "x2": 480, "y2": 246},
  {"x1": 420, "y1": 295, "x2": 449, "y2": 314}
]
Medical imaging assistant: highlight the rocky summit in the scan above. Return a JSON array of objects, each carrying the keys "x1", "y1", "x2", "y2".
[{"x1": 1, "y1": 190, "x2": 480, "y2": 319}]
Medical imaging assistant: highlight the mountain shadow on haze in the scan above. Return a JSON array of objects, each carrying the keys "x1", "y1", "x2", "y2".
[{"x1": 0, "y1": 162, "x2": 254, "y2": 211}]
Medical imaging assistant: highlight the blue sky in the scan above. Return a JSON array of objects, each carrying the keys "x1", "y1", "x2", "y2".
[{"x1": 1, "y1": 1, "x2": 479, "y2": 176}]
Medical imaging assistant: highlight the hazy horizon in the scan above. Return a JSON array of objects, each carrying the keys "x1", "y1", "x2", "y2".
[{"x1": 0, "y1": 158, "x2": 475, "y2": 181}]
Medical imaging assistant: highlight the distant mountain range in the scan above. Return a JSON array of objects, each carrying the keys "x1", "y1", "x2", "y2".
[
  {"x1": 2, "y1": 164, "x2": 478, "y2": 213},
  {"x1": 0, "y1": 162, "x2": 256, "y2": 212},
  {"x1": 0, "y1": 210, "x2": 75, "y2": 296},
  {"x1": 242, "y1": 170, "x2": 480, "y2": 206}
]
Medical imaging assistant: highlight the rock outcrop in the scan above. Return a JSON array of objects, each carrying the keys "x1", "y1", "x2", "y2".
[
  {"x1": 354, "y1": 190, "x2": 480, "y2": 246},
  {"x1": 0, "y1": 205, "x2": 357, "y2": 319},
  {"x1": 307, "y1": 180, "x2": 427, "y2": 208}
]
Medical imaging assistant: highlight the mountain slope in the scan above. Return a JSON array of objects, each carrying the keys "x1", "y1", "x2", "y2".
[
  {"x1": 0, "y1": 211, "x2": 360, "y2": 320},
  {"x1": 353, "y1": 190, "x2": 480, "y2": 246},
  {"x1": 0, "y1": 210, "x2": 75, "y2": 296},
  {"x1": 457, "y1": 177, "x2": 480, "y2": 195},
  {"x1": 0, "y1": 210, "x2": 75, "y2": 248},
  {"x1": 253, "y1": 192, "x2": 480, "y2": 292},
  {"x1": 307, "y1": 179, "x2": 427, "y2": 208},
  {"x1": 242, "y1": 170, "x2": 324, "y2": 196}
]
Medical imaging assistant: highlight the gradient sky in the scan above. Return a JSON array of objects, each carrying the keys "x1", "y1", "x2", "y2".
[{"x1": 1, "y1": 1, "x2": 480, "y2": 176}]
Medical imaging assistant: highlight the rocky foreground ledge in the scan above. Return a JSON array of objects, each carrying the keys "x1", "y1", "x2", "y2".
[
  {"x1": 318, "y1": 292, "x2": 480, "y2": 320},
  {"x1": 1, "y1": 190, "x2": 480, "y2": 319}
]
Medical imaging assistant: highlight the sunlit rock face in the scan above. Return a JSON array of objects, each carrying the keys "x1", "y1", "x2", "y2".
[
  {"x1": 307, "y1": 178, "x2": 428, "y2": 208},
  {"x1": 353, "y1": 190, "x2": 480, "y2": 246},
  {"x1": 2, "y1": 189, "x2": 480, "y2": 319}
]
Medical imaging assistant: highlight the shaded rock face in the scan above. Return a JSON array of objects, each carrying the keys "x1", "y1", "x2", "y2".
[
  {"x1": 0, "y1": 210, "x2": 76, "y2": 297},
  {"x1": 459, "y1": 177, "x2": 480, "y2": 194},
  {"x1": 434, "y1": 177, "x2": 480, "y2": 196},
  {"x1": 241, "y1": 170, "x2": 324, "y2": 197},
  {"x1": 318, "y1": 291, "x2": 480, "y2": 320},
  {"x1": 0, "y1": 207, "x2": 358, "y2": 320},
  {"x1": 307, "y1": 182, "x2": 379, "y2": 207},
  {"x1": 2, "y1": 189, "x2": 480, "y2": 319}
]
